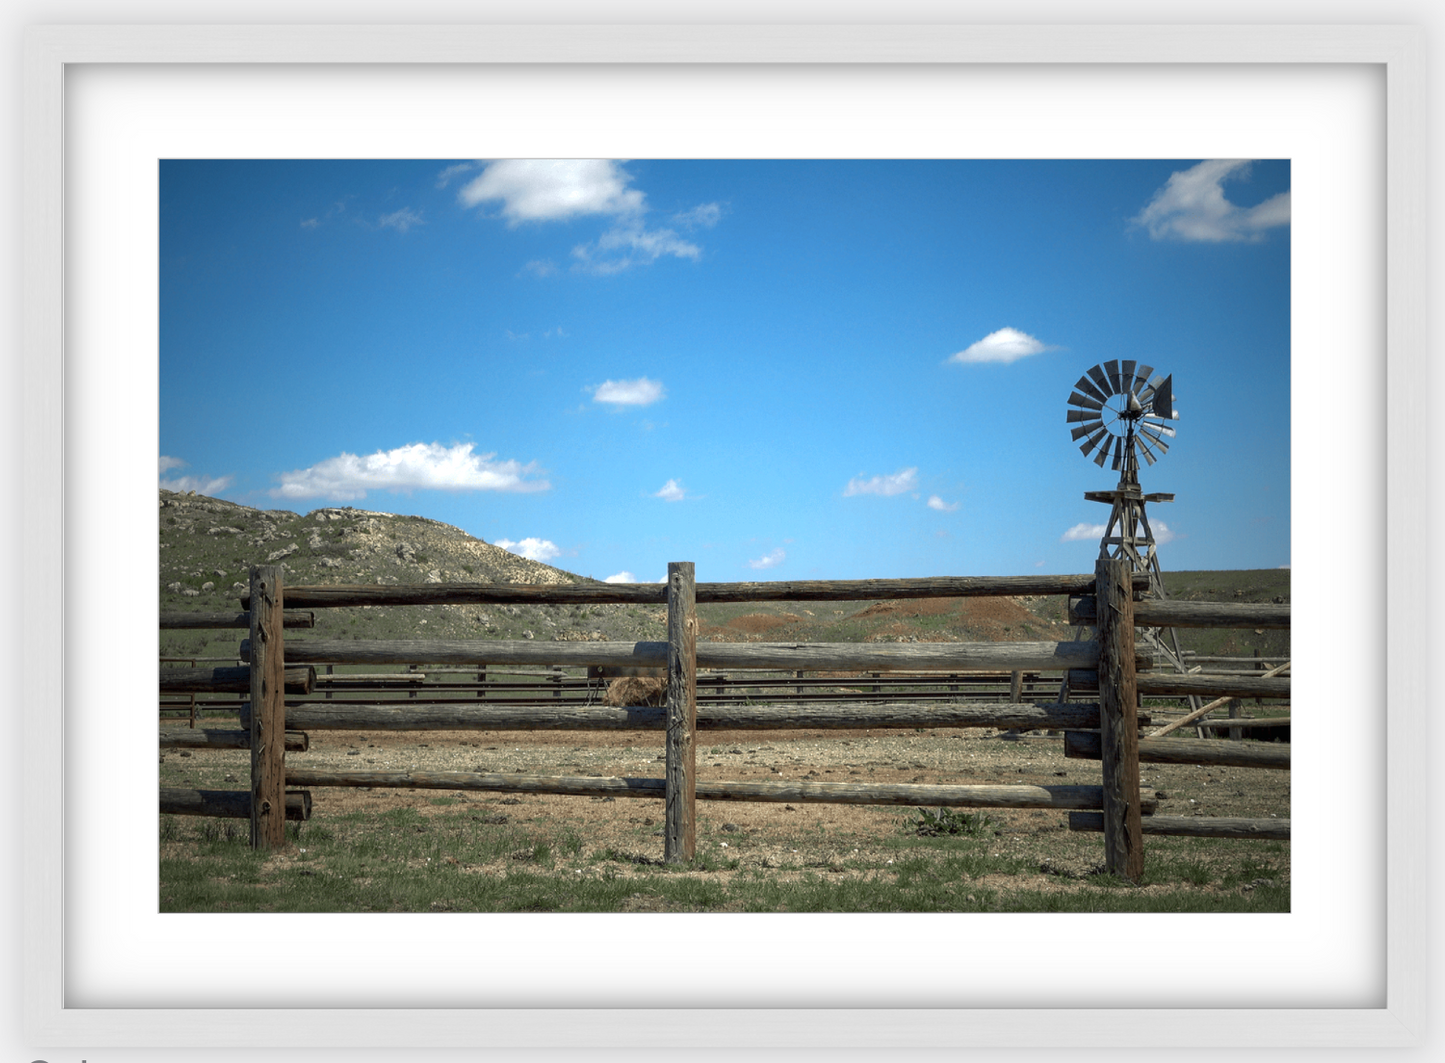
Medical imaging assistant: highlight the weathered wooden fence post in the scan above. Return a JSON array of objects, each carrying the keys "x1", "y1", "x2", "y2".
[
  {"x1": 248, "y1": 565, "x2": 287, "y2": 850},
  {"x1": 664, "y1": 561, "x2": 698, "y2": 863},
  {"x1": 1095, "y1": 558, "x2": 1143, "y2": 882}
]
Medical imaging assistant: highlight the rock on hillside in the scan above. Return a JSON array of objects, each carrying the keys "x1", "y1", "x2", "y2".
[{"x1": 158, "y1": 489, "x2": 654, "y2": 645}]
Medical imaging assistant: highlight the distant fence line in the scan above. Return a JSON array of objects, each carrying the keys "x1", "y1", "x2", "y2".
[{"x1": 159, "y1": 564, "x2": 1290, "y2": 881}]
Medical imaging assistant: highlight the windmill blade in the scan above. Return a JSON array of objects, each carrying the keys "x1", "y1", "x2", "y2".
[
  {"x1": 1079, "y1": 426, "x2": 1109, "y2": 458},
  {"x1": 1139, "y1": 427, "x2": 1171, "y2": 455},
  {"x1": 1140, "y1": 418, "x2": 1176, "y2": 438},
  {"x1": 1074, "y1": 374, "x2": 1109, "y2": 404},
  {"x1": 1120, "y1": 359, "x2": 1137, "y2": 394},
  {"x1": 1093, "y1": 435, "x2": 1114, "y2": 467},
  {"x1": 1104, "y1": 359, "x2": 1123, "y2": 394},
  {"x1": 1070, "y1": 420, "x2": 1104, "y2": 441},
  {"x1": 1086, "y1": 364, "x2": 1113, "y2": 396},
  {"x1": 1068, "y1": 391, "x2": 1105, "y2": 412},
  {"x1": 1067, "y1": 408, "x2": 1101, "y2": 423},
  {"x1": 1131, "y1": 364, "x2": 1154, "y2": 393},
  {"x1": 1135, "y1": 431, "x2": 1160, "y2": 465}
]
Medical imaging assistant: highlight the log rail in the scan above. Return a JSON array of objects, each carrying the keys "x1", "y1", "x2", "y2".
[{"x1": 162, "y1": 564, "x2": 1289, "y2": 881}]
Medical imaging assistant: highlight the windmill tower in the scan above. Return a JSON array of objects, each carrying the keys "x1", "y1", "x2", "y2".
[{"x1": 1064, "y1": 361, "x2": 1201, "y2": 715}]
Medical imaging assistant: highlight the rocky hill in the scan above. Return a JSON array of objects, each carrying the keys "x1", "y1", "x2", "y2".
[{"x1": 158, "y1": 489, "x2": 662, "y2": 655}]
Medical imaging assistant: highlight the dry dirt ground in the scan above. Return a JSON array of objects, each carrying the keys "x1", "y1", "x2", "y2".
[{"x1": 163, "y1": 721, "x2": 1291, "y2": 897}]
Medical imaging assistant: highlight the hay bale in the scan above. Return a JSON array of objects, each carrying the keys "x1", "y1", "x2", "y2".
[{"x1": 604, "y1": 676, "x2": 669, "y2": 707}]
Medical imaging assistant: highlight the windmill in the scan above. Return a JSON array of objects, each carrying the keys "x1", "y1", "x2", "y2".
[{"x1": 1064, "y1": 360, "x2": 1201, "y2": 719}]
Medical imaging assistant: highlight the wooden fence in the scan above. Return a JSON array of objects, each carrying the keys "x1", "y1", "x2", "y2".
[{"x1": 159, "y1": 560, "x2": 1290, "y2": 880}]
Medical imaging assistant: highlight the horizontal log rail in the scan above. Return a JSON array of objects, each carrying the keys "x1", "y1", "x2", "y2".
[
  {"x1": 160, "y1": 788, "x2": 312, "y2": 821},
  {"x1": 160, "y1": 610, "x2": 315, "y2": 630},
  {"x1": 240, "y1": 572, "x2": 1152, "y2": 610},
  {"x1": 1067, "y1": 669, "x2": 1289, "y2": 700},
  {"x1": 1197, "y1": 717, "x2": 1291, "y2": 730},
  {"x1": 1064, "y1": 731, "x2": 1291, "y2": 770},
  {"x1": 1069, "y1": 597, "x2": 1290, "y2": 629},
  {"x1": 238, "y1": 699, "x2": 1130, "y2": 733},
  {"x1": 159, "y1": 664, "x2": 316, "y2": 695},
  {"x1": 159, "y1": 728, "x2": 309, "y2": 752},
  {"x1": 243, "y1": 637, "x2": 1152, "y2": 675},
  {"x1": 1068, "y1": 812, "x2": 1289, "y2": 841},
  {"x1": 282, "y1": 768, "x2": 1159, "y2": 813}
]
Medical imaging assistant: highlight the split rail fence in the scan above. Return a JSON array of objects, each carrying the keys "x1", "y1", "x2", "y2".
[{"x1": 159, "y1": 560, "x2": 1290, "y2": 881}]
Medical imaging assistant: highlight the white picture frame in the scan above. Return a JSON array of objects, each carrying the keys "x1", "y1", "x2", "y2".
[{"x1": 19, "y1": 21, "x2": 1427, "y2": 1053}]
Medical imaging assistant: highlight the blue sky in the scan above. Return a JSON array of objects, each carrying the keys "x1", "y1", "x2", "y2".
[{"x1": 159, "y1": 158, "x2": 1290, "y2": 582}]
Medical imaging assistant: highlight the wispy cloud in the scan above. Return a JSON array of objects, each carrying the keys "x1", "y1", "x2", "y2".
[
  {"x1": 927, "y1": 495, "x2": 960, "y2": 512},
  {"x1": 377, "y1": 207, "x2": 424, "y2": 233},
  {"x1": 271, "y1": 442, "x2": 549, "y2": 501},
  {"x1": 1061, "y1": 522, "x2": 1108, "y2": 542},
  {"x1": 457, "y1": 160, "x2": 717, "y2": 274},
  {"x1": 495, "y1": 537, "x2": 561, "y2": 563},
  {"x1": 159, "y1": 456, "x2": 232, "y2": 496},
  {"x1": 590, "y1": 377, "x2": 666, "y2": 407},
  {"x1": 1133, "y1": 159, "x2": 1291, "y2": 242},
  {"x1": 1061, "y1": 520, "x2": 1175, "y2": 545},
  {"x1": 654, "y1": 478, "x2": 688, "y2": 502},
  {"x1": 521, "y1": 259, "x2": 558, "y2": 278},
  {"x1": 947, "y1": 327, "x2": 1056, "y2": 365},
  {"x1": 748, "y1": 547, "x2": 786, "y2": 571},
  {"x1": 844, "y1": 467, "x2": 918, "y2": 497},
  {"x1": 435, "y1": 162, "x2": 475, "y2": 189}
]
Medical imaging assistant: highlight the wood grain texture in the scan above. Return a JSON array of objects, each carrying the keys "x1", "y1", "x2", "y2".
[
  {"x1": 1064, "y1": 731, "x2": 1291, "y2": 770},
  {"x1": 159, "y1": 728, "x2": 308, "y2": 752},
  {"x1": 664, "y1": 561, "x2": 697, "y2": 863},
  {"x1": 1068, "y1": 669, "x2": 1289, "y2": 700},
  {"x1": 160, "y1": 788, "x2": 311, "y2": 821},
  {"x1": 1069, "y1": 596, "x2": 1290, "y2": 630},
  {"x1": 281, "y1": 769, "x2": 1158, "y2": 813},
  {"x1": 247, "y1": 566, "x2": 287, "y2": 849},
  {"x1": 160, "y1": 664, "x2": 315, "y2": 695},
  {"x1": 1068, "y1": 812, "x2": 1290, "y2": 841},
  {"x1": 240, "y1": 700, "x2": 1116, "y2": 733},
  {"x1": 1095, "y1": 559, "x2": 1144, "y2": 882},
  {"x1": 240, "y1": 573, "x2": 1153, "y2": 609},
  {"x1": 243, "y1": 637, "x2": 1131, "y2": 674},
  {"x1": 160, "y1": 610, "x2": 315, "y2": 630}
]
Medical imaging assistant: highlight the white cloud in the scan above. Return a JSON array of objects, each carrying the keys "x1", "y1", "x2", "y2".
[
  {"x1": 748, "y1": 547, "x2": 786, "y2": 571},
  {"x1": 948, "y1": 327, "x2": 1055, "y2": 365},
  {"x1": 591, "y1": 377, "x2": 666, "y2": 407},
  {"x1": 160, "y1": 473, "x2": 234, "y2": 496},
  {"x1": 672, "y1": 202, "x2": 723, "y2": 229},
  {"x1": 1061, "y1": 520, "x2": 1175, "y2": 545},
  {"x1": 654, "y1": 478, "x2": 687, "y2": 502},
  {"x1": 1061, "y1": 522, "x2": 1108, "y2": 542},
  {"x1": 571, "y1": 222, "x2": 701, "y2": 274},
  {"x1": 458, "y1": 160, "x2": 645, "y2": 223},
  {"x1": 844, "y1": 467, "x2": 918, "y2": 497},
  {"x1": 495, "y1": 537, "x2": 562, "y2": 563},
  {"x1": 378, "y1": 207, "x2": 424, "y2": 233},
  {"x1": 435, "y1": 162, "x2": 475, "y2": 189},
  {"x1": 158, "y1": 456, "x2": 232, "y2": 495},
  {"x1": 1133, "y1": 159, "x2": 1291, "y2": 242},
  {"x1": 927, "y1": 495, "x2": 960, "y2": 513},
  {"x1": 457, "y1": 161, "x2": 714, "y2": 274},
  {"x1": 603, "y1": 571, "x2": 638, "y2": 584},
  {"x1": 299, "y1": 217, "x2": 320, "y2": 229},
  {"x1": 271, "y1": 442, "x2": 549, "y2": 501},
  {"x1": 521, "y1": 259, "x2": 558, "y2": 278}
]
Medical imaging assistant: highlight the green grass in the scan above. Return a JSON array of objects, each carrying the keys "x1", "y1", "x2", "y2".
[{"x1": 159, "y1": 809, "x2": 1290, "y2": 914}]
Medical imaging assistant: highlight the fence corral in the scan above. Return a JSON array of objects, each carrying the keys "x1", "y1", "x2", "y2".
[{"x1": 160, "y1": 563, "x2": 1289, "y2": 882}]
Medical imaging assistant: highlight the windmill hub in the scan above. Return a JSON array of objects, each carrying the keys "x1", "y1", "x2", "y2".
[{"x1": 1065, "y1": 359, "x2": 1177, "y2": 474}]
